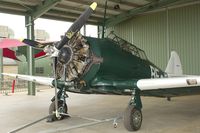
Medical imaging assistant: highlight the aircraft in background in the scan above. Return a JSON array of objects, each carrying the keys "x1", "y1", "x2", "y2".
[
  {"x1": 0, "y1": 39, "x2": 24, "y2": 61},
  {"x1": 2, "y1": 2, "x2": 200, "y2": 131},
  {"x1": 0, "y1": 38, "x2": 48, "y2": 60}
]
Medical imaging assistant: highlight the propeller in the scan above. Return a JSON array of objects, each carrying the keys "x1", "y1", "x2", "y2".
[
  {"x1": 22, "y1": 39, "x2": 55, "y2": 49},
  {"x1": 21, "y1": 2, "x2": 97, "y2": 62},
  {"x1": 17, "y1": 2, "x2": 97, "y2": 120},
  {"x1": 50, "y1": 2, "x2": 97, "y2": 119},
  {"x1": 55, "y1": 2, "x2": 97, "y2": 50},
  {"x1": 1, "y1": 2, "x2": 97, "y2": 121},
  {"x1": 21, "y1": 2, "x2": 97, "y2": 51},
  {"x1": 54, "y1": 2, "x2": 97, "y2": 66}
]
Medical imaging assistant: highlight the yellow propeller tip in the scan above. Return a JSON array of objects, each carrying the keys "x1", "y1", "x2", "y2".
[
  {"x1": 19, "y1": 38, "x2": 24, "y2": 42},
  {"x1": 90, "y1": 2, "x2": 97, "y2": 10}
]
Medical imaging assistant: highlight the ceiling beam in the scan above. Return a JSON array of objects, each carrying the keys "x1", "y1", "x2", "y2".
[
  {"x1": 0, "y1": 7, "x2": 27, "y2": 16},
  {"x1": 0, "y1": 1, "x2": 27, "y2": 11},
  {"x1": 64, "y1": 0, "x2": 126, "y2": 13},
  {"x1": 0, "y1": 0, "x2": 39, "y2": 6},
  {"x1": 0, "y1": 0, "x2": 36, "y2": 10},
  {"x1": 105, "y1": 0, "x2": 180, "y2": 27},
  {"x1": 145, "y1": 0, "x2": 158, "y2": 2},
  {"x1": 31, "y1": 0, "x2": 61, "y2": 20},
  {"x1": 47, "y1": 10, "x2": 103, "y2": 21},
  {"x1": 42, "y1": 14, "x2": 99, "y2": 25},
  {"x1": 55, "y1": 4, "x2": 113, "y2": 17},
  {"x1": 108, "y1": 0, "x2": 141, "y2": 7}
]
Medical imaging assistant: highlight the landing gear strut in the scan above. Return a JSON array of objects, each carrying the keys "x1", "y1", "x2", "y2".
[
  {"x1": 47, "y1": 81, "x2": 69, "y2": 122},
  {"x1": 124, "y1": 89, "x2": 142, "y2": 131}
]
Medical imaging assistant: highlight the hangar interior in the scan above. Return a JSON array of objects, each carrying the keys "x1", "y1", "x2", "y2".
[
  {"x1": 0, "y1": 0, "x2": 199, "y2": 95},
  {"x1": 0, "y1": 1, "x2": 200, "y2": 133}
]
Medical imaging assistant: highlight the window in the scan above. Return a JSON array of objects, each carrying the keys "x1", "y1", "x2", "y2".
[{"x1": 35, "y1": 67, "x2": 44, "y2": 74}]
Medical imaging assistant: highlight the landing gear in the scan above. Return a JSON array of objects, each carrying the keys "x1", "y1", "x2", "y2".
[
  {"x1": 123, "y1": 89, "x2": 143, "y2": 131},
  {"x1": 167, "y1": 96, "x2": 171, "y2": 101},
  {"x1": 47, "y1": 100, "x2": 68, "y2": 122},
  {"x1": 124, "y1": 105, "x2": 142, "y2": 131},
  {"x1": 47, "y1": 82, "x2": 69, "y2": 122}
]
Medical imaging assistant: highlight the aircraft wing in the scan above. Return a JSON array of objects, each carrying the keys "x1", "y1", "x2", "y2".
[
  {"x1": 2, "y1": 73, "x2": 54, "y2": 86},
  {"x1": 0, "y1": 39, "x2": 25, "y2": 48},
  {"x1": 2, "y1": 73, "x2": 200, "y2": 94},
  {"x1": 137, "y1": 76, "x2": 200, "y2": 90},
  {"x1": 3, "y1": 48, "x2": 20, "y2": 61}
]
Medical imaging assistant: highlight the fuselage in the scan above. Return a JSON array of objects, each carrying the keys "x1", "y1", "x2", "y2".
[{"x1": 66, "y1": 36, "x2": 167, "y2": 94}]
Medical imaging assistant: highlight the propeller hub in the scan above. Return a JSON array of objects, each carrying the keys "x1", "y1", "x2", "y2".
[{"x1": 58, "y1": 46, "x2": 73, "y2": 64}]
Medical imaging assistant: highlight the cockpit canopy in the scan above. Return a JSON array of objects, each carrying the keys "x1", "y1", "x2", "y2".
[{"x1": 107, "y1": 31, "x2": 148, "y2": 61}]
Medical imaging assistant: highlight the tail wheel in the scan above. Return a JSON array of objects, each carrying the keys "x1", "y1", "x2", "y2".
[
  {"x1": 49, "y1": 101, "x2": 68, "y2": 121},
  {"x1": 124, "y1": 105, "x2": 142, "y2": 131}
]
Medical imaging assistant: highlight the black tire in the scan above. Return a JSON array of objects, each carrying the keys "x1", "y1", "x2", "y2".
[
  {"x1": 48, "y1": 101, "x2": 68, "y2": 121},
  {"x1": 167, "y1": 97, "x2": 171, "y2": 101},
  {"x1": 124, "y1": 105, "x2": 142, "y2": 131}
]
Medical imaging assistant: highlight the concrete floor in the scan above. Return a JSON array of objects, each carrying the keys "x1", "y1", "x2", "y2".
[{"x1": 0, "y1": 86, "x2": 200, "y2": 133}]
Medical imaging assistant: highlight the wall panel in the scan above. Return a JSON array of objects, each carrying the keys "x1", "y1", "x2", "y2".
[{"x1": 107, "y1": 3, "x2": 200, "y2": 74}]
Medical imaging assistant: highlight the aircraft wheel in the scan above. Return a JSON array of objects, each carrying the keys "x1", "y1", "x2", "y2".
[
  {"x1": 167, "y1": 96, "x2": 171, "y2": 101},
  {"x1": 124, "y1": 105, "x2": 142, "y2": 131},
  {"x1": 48, "y1": 101, "x2": 68, "y2": 122}
]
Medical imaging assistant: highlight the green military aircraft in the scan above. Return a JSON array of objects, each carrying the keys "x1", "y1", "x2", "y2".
[{"x1": 2, "y1": 2, "x2": 200, "y2": 132}]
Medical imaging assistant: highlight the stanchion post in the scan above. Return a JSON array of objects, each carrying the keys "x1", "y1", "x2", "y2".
[{"x1": 12, "y1": 80, "x2": 15, "y2": 93}]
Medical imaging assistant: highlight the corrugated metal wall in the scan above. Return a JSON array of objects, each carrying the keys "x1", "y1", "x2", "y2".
[
  {"x1": 107, "y1": 3, "x2": 200, "y2": 74},
  {"x1": 18, "y1": 57, "x2": 52, "y2": 77},
  {"x1": 168, "y1": 4, "x2": 200, "y2": 74}
]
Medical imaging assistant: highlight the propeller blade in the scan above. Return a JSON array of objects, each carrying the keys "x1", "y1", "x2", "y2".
[
  {"x1": 22, "y1": 39, "x2": 54, "y2": 49},
  {"x1": 55, "y1": 2, "x2": 97, "y2": 50}
]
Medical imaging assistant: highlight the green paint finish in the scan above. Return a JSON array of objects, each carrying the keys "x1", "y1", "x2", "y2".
[
  {"x1": 130, "y1": 89, "x2": 142, "y2": 109},
  {"x1": 81, "y1": 64, "x2": 100, "y2": 89},
  {"x1": 79, "y1": 37, "x2": 165, "y2": 93},
  {"x1": 91, "y1": 78, "x2": 138, "y2": 89},
  {"x1": 87, "y1": 37, "x2": 151, "y2": 80},
  {"x1": 52, "y1": 79, "x2": 65, "y2": 89}
]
